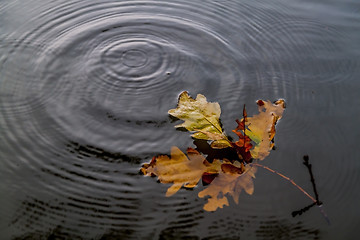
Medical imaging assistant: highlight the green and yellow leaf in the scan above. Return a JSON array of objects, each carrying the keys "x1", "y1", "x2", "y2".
[{"x1": 168, "y1": 91, "x2": 231, "y2": 148}]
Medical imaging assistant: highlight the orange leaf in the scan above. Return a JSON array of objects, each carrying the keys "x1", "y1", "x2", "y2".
[
  {"x1": 234, "y1": 99, "x2": 285, "y2": 160},
  {"x1": 232, "y1": 105, "x2": 253, "y2": 162}
]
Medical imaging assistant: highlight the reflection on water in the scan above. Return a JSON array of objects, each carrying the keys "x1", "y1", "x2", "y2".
[{"x1": 1, "y1": 0, "x2": 360, "y2": 239}]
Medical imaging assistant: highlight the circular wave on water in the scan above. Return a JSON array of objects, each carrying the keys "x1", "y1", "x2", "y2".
[{"x1": 0, "y1": 3, "x2": 247, "y2": 155}]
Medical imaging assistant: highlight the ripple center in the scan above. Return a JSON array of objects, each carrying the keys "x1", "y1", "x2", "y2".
[{"x1": 121, "y1": 49, "x2": 148, "y2": 68}]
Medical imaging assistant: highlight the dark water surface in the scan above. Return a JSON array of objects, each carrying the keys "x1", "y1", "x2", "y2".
[{"x1": 1, "y1": 0, "x2": 360, "y2": 239}]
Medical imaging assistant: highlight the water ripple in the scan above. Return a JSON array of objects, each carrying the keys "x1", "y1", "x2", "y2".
[
  {"x1": 0, "y1": 1, "x2": 246, "y2": 155},
  {"x1": 251, "y1": 19, "x2": 357, "y2": 84}
]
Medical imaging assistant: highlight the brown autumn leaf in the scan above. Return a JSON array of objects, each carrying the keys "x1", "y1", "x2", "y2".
[
  {"x1": 198, "y1": 161, "x2": 257, "y2": 211},
  {"x1": 141, "y1": 146, "x2": 221, "y2": 196},
  {"x1": 236, "y1": 99, "x2": 285, "y2": 160}
]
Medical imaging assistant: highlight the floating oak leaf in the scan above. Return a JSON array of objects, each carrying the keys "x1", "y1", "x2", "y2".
[
  {"x1": 168, "y1": 91, "x2": 231, "y2": 148},
  {"x1": 141, "y1": 146, "x2": 221, "y2": 196},
  {"x1": 198, "y1": 161, "x2": 257, "y2": 211},
  {"x1": 236, "y1": 99, "x2": 285, "y2": 160},
  {"x1": 141, "y1": 93, "x2": 289, "y2": 212}
]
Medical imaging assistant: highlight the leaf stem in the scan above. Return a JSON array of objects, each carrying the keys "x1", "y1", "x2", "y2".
[{"x1": 250, "y1": 163, "x2": 317, "y2": 203}]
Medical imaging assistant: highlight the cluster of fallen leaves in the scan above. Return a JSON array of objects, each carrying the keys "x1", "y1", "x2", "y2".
[{"x1": 141, "y1": 91, "x2": 285, "y2": 211}]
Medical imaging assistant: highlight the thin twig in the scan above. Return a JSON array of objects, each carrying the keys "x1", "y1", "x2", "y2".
[
  {"x1": 250, "y1": 163, "x2": 317, "y2": 203},
  {"x1": 303, "y1": 155, "x2": 320, "y2": 203}
]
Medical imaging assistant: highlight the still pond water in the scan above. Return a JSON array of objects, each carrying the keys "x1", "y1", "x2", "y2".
[{"x1": 1, "y1": 0, "x2": 360, "y2": 239}]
